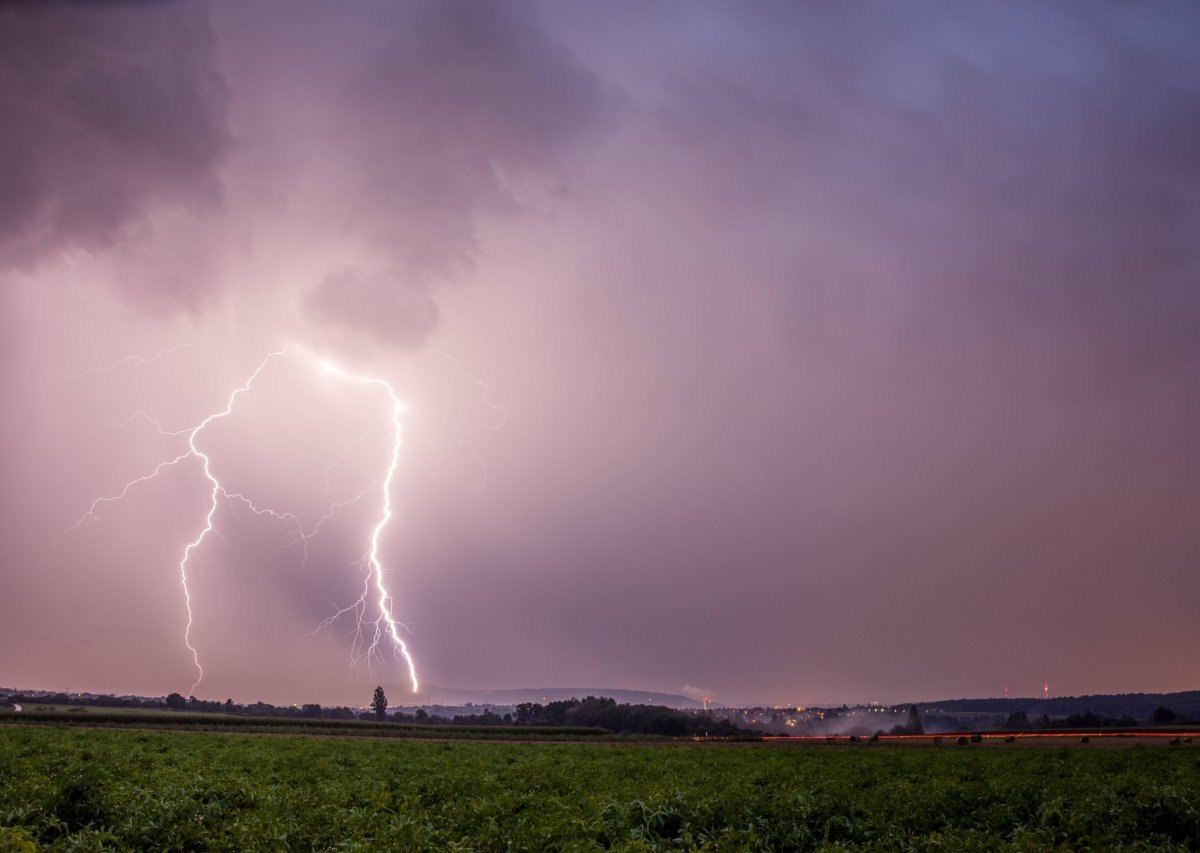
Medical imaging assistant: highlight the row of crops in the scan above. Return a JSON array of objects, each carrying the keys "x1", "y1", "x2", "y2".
[
  {"x1": 1, "y1": 708, "x2": 608, "y2": 739},
  {"x1": 2, "y1": 726, "x2": 1198, "y2": 849}
]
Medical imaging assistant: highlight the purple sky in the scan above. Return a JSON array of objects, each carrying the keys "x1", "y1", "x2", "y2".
[{"x1": 1, "y1": 1, "x2": 1198, "y2": 707}]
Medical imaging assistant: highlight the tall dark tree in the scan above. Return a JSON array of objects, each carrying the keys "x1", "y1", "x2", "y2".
[
  {"x1": 907, "y1": 704, "x2": 924, "y2": 735},
  {"x1": 371, "y1": 686, "x2": 388, "y2": 721},
  {"x1": 1153, "y1": 706, "x2": 1177, "y2": 725}
]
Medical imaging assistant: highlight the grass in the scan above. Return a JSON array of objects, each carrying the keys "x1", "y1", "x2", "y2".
[
  {"x1": 1, "y1": 725, "x2": 1198, "y2": 850},
  {"x1": 0, "y1": 708, "x2": 607, "y2": 740}
]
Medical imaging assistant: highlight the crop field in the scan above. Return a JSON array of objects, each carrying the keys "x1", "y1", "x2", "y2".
[
  {"x1": 2, "y1": 726, "x2": 1199, "y2": 850},
  {"x1": 0, "y1": 708, "x2": 606, "y2": 741}
]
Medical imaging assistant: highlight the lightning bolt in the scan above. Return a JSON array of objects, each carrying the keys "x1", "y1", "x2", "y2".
[
  {"x1": 316, "y1": 359, "x2": 419, "y2": 692},
  {"x1": 434, "y1": 348, "x2": 508, "y2": 492},
  {"x1": 177, "y1": 350, "x2": 286, "y2": 693},
  {"x1": 94, "y1": 410, "x2": 194, "y2": 437},
  {"x1": 59, "y1": 338, "x2": 208, "y2": 380},
  {"x1": 67, "y1": 347, "x2": 421, "y2": 695},
  {"x1": 68, "y1": 452, "x2": 195, "y2": 528},
  {"x1": 321, "y1": 427, "x2": 385, "y2": 493},
  {"x1": 272, "y1": 476, "x2": 381, "y2": 569}
]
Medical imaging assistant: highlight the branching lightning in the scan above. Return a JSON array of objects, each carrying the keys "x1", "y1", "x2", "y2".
[
  {"x1": 70, "y1": 452, "x2": 195, "y2": 527},
  {"x1": 94, "y1": 410, "x2": 194, "y2": 437},
  {"x1": 315, "y1": 359, "x2": 419, "y2": 692},
  {"x1": 66, "y1": 347, "x2": 421, "y2": 695},
  {"x1": 177, "y1": 350, "x2": 285, "y2": 693},
  {"x1": 59, "y1": 338, "x2": 209, "y2": 380},
  {"x1": 321, "y1": 428, "x2": 385, "y2": 493},
  {"x1": 435, "y1": 348, "x2": 508, "y2": 492},
  {"x1": 271, "y1": 478, "x2": 381, "y2": 568}
]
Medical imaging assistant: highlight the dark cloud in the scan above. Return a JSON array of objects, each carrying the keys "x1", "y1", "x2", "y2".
[
  {"x1": 4, "y1": 1, "x2": 1199, "y2": 706},
  {"x1": 339, "y1": 0, "x2": 611, "y2": 277},
  {"x1": 0, "y1": 0, "x2": 230, "y2": 306},
  {"x1": 650, "y1": 2, "x2": 1200, "y2": 393},
  {"x1": 0, "y1": 2, "x2": 174, "y2": 7},
  {"x1": 294, "y1": 0, "x2": 614, "y2": 350}
]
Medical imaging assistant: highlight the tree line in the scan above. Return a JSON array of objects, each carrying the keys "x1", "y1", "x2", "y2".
[
  {"x1": 510, "y1": 696, "x2": 749, "y2": 736},
  {"x1": 367, "y1": 688, "x2": 753, "y2": 735}
]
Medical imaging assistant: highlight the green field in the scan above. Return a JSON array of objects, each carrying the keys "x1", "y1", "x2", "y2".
[
  {"x1": 0, "y1": 708, "x2": 607, "y2": 740},
  {"x1": 2, "y1": 726, "x2": 1198, "y2": 850}
]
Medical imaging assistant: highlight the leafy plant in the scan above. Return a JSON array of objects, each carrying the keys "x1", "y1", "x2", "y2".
[{"x1": 0, "y1": 726, "x2": 1197, "y2": 850}]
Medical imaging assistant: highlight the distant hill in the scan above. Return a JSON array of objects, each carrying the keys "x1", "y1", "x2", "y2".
[
  {"x1": 396, "y1": 685, "x2": 702, "y2": 710},
  {"x1": 1, "y1": 683, "x2": 703, "y2": 710},
  {"x1": 917, "y1": 690, "x2": 1200, "y2": 720}
]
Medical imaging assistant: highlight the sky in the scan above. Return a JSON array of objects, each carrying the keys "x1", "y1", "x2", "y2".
[{"x1": 1, "y1": 0, "x2": 1198, "y2": 708}]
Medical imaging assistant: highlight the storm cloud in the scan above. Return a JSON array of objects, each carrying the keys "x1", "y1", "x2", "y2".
[
  {"x1": 1, "y1": 1, "x2": 1198, "y2": 707},
  {"x1": 0, "y1": 0, "x2": 229, "y2": 309},
  {"x1": 296, "y1": 0, "x2": 613, "y2": 350}
]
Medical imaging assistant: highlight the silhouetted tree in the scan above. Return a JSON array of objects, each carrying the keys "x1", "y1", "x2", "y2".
[
  {"x1": 889, "y1": 704, "x2": 925, "y2": 736},
  {"x1": 371, "y1": 686, "x2": 388, "y2": 721},
  {"x1": 907, "y1": 704, "x2": 924, "y2": 734},
  {"x1": 1153, "y1": 706, "x2": 1177, "y2": 724},
  {"x1": 508, "y1": 696, "x2": 750, "y2": 737},
  {"x1": 165, "y1": 692, "x2": 186, "y2": 711}
]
